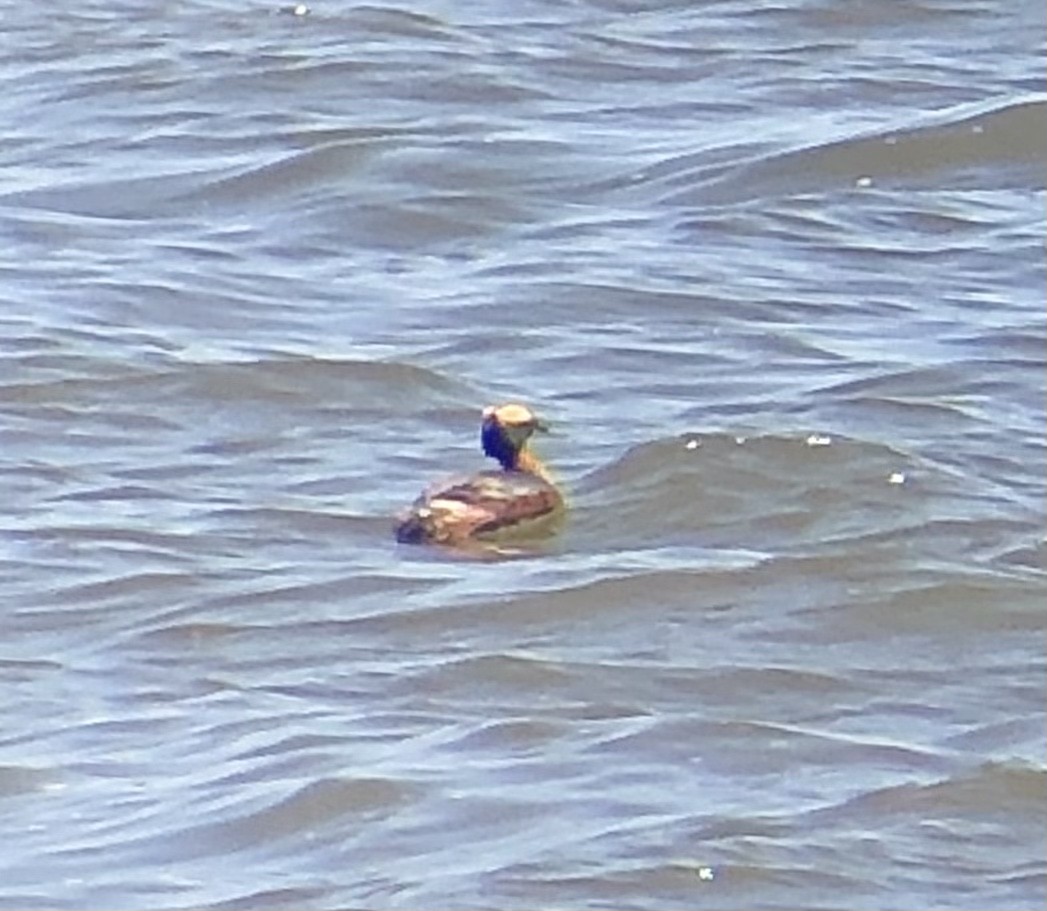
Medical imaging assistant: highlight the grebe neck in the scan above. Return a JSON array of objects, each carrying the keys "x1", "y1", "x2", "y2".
[{"x1": 517, "y1": 447, "x2": 555, "y2": 487}]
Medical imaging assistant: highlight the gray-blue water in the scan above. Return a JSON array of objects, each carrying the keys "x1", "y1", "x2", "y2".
[{"x1": 1, "y1": 1, "x2": 1044, "y2": 908}]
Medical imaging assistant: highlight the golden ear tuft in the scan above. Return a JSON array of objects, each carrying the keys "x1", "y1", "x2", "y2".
[{"x1": 485, "y1": 402, "x2": 536, "y2": 427}]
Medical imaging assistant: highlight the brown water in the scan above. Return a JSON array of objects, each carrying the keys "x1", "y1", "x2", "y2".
[{"x1": 1, "y1": 1, "x2": 1045, "y2": 908}]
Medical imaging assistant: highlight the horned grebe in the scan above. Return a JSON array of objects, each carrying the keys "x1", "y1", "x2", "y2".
[{"x1": 395, "y1": 403, "x2": 563, "y2": 545}]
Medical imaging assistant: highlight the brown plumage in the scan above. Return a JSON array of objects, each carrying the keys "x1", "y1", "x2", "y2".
[{"x1": 395, "y1": 403, "x2": 564, "y2": 546}]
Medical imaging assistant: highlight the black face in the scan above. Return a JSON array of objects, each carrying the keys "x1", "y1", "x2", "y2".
[{"x1": 481, "y1": 417, "x2": 522, "y2": 469}]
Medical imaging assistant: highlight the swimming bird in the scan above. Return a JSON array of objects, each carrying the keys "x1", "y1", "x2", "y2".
[{"x1": 395, "y1": 403, "x2": 564, "y2": 546}]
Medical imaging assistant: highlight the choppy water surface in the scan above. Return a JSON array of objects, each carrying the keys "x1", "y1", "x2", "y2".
[{"x1": 1, "y1": 1, "x2": 1044, "y2": 908}]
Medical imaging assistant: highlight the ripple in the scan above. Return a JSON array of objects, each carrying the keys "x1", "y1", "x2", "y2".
[{"x1": 660, "y1": 95, "x2": 1047, "y2": 206}]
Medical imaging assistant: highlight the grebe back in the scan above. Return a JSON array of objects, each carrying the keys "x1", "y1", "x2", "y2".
[{"x1": 395, "y1": 403, "x2": 563, "y2": 545}]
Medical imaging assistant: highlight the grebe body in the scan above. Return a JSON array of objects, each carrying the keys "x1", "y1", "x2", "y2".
[{"x1": 395, "y1": 403, "x2": 563, "y2": 545}]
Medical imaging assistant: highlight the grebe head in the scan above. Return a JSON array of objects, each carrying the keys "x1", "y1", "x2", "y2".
[{"x1": 481, "y1": 402, "x2": 547, "y2": 470}]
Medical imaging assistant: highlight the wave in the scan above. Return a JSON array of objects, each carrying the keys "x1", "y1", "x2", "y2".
[{"x1": 634, "y1": 95, "x2": 1047, "y2": 206}]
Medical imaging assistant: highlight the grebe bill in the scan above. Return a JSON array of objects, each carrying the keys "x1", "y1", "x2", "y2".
[{"x1": 395, "y1": 403, "x2": 564, "y2": 545}]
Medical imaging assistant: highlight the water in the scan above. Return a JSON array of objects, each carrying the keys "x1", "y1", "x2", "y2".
[{"x1": 1, "y1": 1, "x2": 1044, "y2": 908}]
